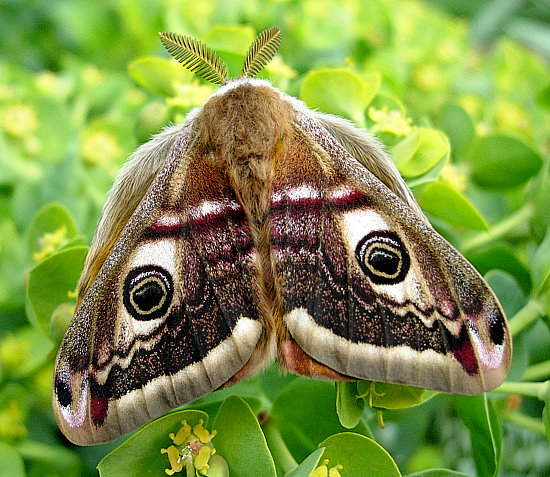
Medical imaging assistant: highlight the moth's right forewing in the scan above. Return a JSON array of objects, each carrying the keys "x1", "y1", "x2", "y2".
[{"x1": 314, "y1": 112, "x2": 426, "y2": 221}]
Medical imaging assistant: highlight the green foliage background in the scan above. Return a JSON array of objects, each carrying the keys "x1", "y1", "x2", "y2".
[{"x1": 1, "y1": 0, "x2": 550, "y2": 476}]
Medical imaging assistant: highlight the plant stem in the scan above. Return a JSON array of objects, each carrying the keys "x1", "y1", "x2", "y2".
[
  {"x1": 262, "y1": 418, "x2": 297, "y2": 474},
  {"x1": 504, "y1": 412, "x2": 547, "y2": 436},
  {"x1": 495, "y1": 380, "x2": 549, "y2": 398},
  {"x1": 523, "y1": 360, "x2": 550, "y2": 381},
  {"x1": 508, "y1": 298, "x2": 545, "y2": 336},
  {"x1": 460, "y1": 203, "x2": 533, "y2": 252}
]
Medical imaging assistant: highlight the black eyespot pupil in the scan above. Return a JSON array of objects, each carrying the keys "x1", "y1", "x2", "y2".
[
  {"x1": 368, "y1": 247, "x2": 400, "y2": 275},
  {"x1": 123, "y1": 265, "x2": 173, "y2": 320},
  {"x1": 355, "y1": 231, "x2": 410, "y2": 285},
  {"x1": 133, "y1": 281, "x2": 164, "y2": 312}
]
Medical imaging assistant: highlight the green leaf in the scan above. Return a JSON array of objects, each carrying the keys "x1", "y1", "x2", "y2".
[
  {"x1": 128, "y1": 57, "x2": 190, "y2": 96},
  {"x1": 25, "y1": 202, "x2": 80, "y2": 263},
  {"x1": 285, "y1": 448, "x2": 325, "y2": 477},
  {"x1": 414, "y1": 181, "x2": 488, "y2": 231},
  {"x1": 0, "y1": 443, "x2": 25, "y2": 477},
  {"x1": 540, "y1": 381, "x2": 550, "y2": 441},
  {"x1": 506, "y1": 18, "x2": 550, "y2": 63},
  {"x1": 301, "y1": 68, "x2": 380, "y2": 127},
  {"x1": 532, "y1": 228, "x2": 550, "y2": 297},
  {"x1": 469, "y1": 135, "x2": 543, "y2": 189},
  {"x1": 532, "y1": 165, "x2": 550, "y2": 241},
  {"x1": 467, "y1": 245, "x2": 531, "y2": 295},
  {"x1": 98, "y1": 410, "x2": 208, "y2": 476},
  {"x1": 455, "y1": 394, "x2": 502, "y2": 477},
  {"x1": 319, "y1": 432, "x2": 402, "y2": 477},
  {"x1": 270, "y1": 379, "x2": 371, "y2": 462},
  {"x1": 356, "y1": 381, "x2": 428, "y2": 410},
  {"x1": 0, "y1": 219, "x2": 25, "y2": 305},
  {"x1": 204, "y1": 25, "x2": 256, "y2": 54},
  {"x1": 404, "y1": 470, "x2": 473, "y2": 477},
  {"x1": 536, "y1": 82, "x2": 550, "y2": 110},
  {"x1": 391, "y1": 128, "x2": 450, "y2": 178},
  {"x1": 437, "y1": 102, "x2": 476, "y2": 159},
  {"x1": 26, "y1": 246, "x2": 87, "y2": 338},
  {"x1": 134, "y1": 100, "x2": 170, "y2": 143},
  {"x1": 485, "y1": 270, "x2": 526, "y2": 322},
  {"x1": 203, "y1": 25, "x2": 256, "y2": 79},
  {"x1": 336, "y1": 382, "x2": 366, "y2": 429},
  {"x1": 0, "y1": 326, "x2": 53, "y2": 377},
  {"x1": 212, "y1": 396, "x2": 276, "y2": 477},
  {"x1": 17, "y1": 440, "x2": 82, "y2": 476}
]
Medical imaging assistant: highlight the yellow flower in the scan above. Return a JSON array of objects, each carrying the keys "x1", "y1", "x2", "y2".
[
  {"x1": 440, "y1": 163, "x2": 467, "y2": 192},
  {"x1": 161, "y1": 445, "x2": 184, "y2": 475},
  {"x1": 2, "y1": 103, "x2": 39, "y2": 138},
  {"x1": 312, "y1": 459, "x2": 344, "y2": 477},
  {"x1": 194, "y1": 419, "x2": 217, "y2": 443},
  {"x1": 169, "y1": 421, "x2": 191, "y2": 446},
  {"x1": 32, "y1": 225, "x2": 68, "y2": 262},
  {"x1": 368, "y1": 106, "x2": 412, "y2": 137},
  {"x1": 161, "y1": 419, "x2": 222, "y2": 476},
  {"x1": 194, "y1": 446, "x2": 215, "y2": 474},
  {"x1": 81, "y1": 130, "x2": 122, "y2": 166}
]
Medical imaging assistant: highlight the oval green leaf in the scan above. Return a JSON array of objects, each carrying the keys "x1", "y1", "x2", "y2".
[
  {"x1": 301, "y1": 68, "x2": 380, "y2": 127},
  {"x1": 414, "y1": 181, "x2": 488, "y2": 231},
  {"x1": 319, "y1": 432, "x2": 402, "y2": 477},
  {"x1": 391, "y1": 128, "x2": 450, "y2": 178},
  {"x1": 98, "y1": 410, "x2": 208, "y2": 477},
  {"x1": 469, "y1": 134, "x2": 543, "y2": 189},
  {"x1": 26, "y1": 246, "x2": 87, "y2": 338},
  {"x1": 356, "y1": 381, "x2": 428, "y2": 410},
  {"x1": 437, "y1": 102, "x2": 475, "y2": 160},
  {"x1": 25, "y1": 202, "x2": 80, "y2": 263},
  {"x1": 336, "y1": 382, "x2": 367, "y2": 429},
  {"x1": 212, "y1": 396, "x2": 276, "y2": 477},
  {"x1": 128, "y1": 57, "x2": 190, "y2": 96}
]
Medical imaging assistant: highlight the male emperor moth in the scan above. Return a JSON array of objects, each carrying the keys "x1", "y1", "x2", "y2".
[{"x1": 53, "y1": 28, "x2": 511, "y2": 445}]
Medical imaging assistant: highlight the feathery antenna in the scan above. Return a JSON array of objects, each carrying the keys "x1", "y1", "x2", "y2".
[
  {"x1": 159, "y1": 32, "x2": 227, "y2": 85},
  {"x1": 159, "y1": 27, "x2": 281, "y2": 85},
  {"x1": 241, "y1": 27, "x2": 282, "y2": 78}
]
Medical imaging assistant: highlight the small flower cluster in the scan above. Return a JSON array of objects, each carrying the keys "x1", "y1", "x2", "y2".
[
  {"x1": 161, "y1": 419, "x2": 218, "y2": 476},
  {"x1": 312, "y1": 459, "x2": 343, "y2": 477}
]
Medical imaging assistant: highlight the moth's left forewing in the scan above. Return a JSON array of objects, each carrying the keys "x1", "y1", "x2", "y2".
[
  {"x1": 77, "y1": 123, "x2": 185, "y2": 299},
  {"x1": 53, "y1": 126, "x2": 197, "y2": 444},
  {"x1": 275, "y1": 108, "x2": 511, "y2": 395},
  {"x1": 53, "y1": 119, "x2": 265, "y2": 444}
]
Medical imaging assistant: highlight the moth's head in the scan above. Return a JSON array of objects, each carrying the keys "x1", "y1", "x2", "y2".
[{"x1": 160, "y1": 28, "x2": 292, "y2": 161}]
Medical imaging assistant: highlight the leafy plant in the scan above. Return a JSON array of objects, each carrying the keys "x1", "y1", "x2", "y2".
[{"x1": 1, "y1": 0, "x2": 549, "y2": 476}]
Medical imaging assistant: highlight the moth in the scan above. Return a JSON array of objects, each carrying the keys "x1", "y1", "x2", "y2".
[{"x1": 53, "y1": 28, "x2": 511, "y2": 445}]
